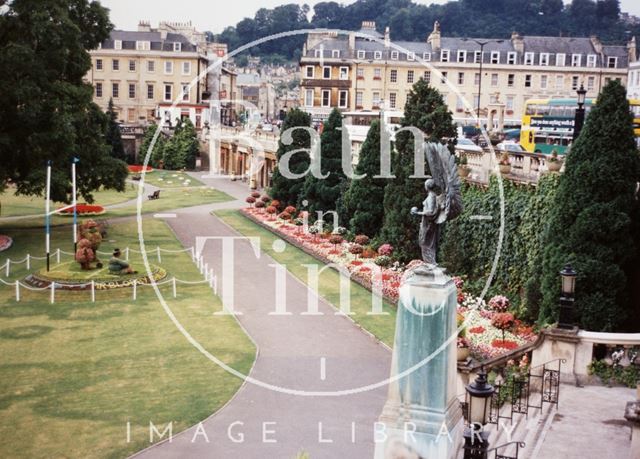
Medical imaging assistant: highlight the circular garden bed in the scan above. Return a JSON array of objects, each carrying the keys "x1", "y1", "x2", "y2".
[{"x1": 0, "y1": 235, "x2": 13, "y2": 252}]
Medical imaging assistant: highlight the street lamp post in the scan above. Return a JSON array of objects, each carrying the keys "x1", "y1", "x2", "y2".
[
  {"x1": 463, "y1": 369, "x2": 495, "y2": 459},
  {"x1": 573, "y1": 84, "x2": 587, "y2": 142},
  {"x1": 557, "y1": 264, "x2": 577, "y2": 329},
  {"x1": 463, "y1": 39, "x2": 504, "y2": 127}
]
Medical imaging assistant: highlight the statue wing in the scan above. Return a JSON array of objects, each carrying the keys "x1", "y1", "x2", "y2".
[{"x1": 425, "y1": 142, "x2": 463, "y2": 224}]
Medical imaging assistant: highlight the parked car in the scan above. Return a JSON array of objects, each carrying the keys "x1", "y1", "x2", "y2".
[
  {"x1": 496, "y1": 141, "x2": 525, "y2": 153},
  {"x1": 455, "y1": 137, "x2": 483, "y2": 154}
]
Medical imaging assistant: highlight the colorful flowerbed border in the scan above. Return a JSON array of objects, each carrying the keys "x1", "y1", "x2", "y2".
[
  {"x1": 0, "y1": 235, "x2": 13, "y2": 252},
  {"x1": 27, "y1": 267, "x2": 167, "y2": 290},
  {"x1": 57, "y1": 204, "x2": 106, "y2": 216},
  {"x1": 128, "y1": 165, "x2": 154, "y2": 173}
]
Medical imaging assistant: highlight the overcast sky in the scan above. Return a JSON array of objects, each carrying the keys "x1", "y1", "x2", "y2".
[{"x1": 99, "y1": 0, "x2": 640, "y2": 34}]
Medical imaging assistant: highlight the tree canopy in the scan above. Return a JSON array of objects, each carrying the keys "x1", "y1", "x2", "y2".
[{"x1": 0, "y1": 0, "x2": 127, "y2": 203}]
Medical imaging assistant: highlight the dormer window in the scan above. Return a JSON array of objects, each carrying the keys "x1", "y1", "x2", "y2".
[
  {"x1": 441, "y1": 49, "x2": 450, "y2": 62},
  {"x1": 490, "y1": 51, "x2": 500, "y2": 64},
  {"x1": 374, "y1": 51, "x2": 382, "y2": 60},
  {"x1": 422, "y1": 52, "x2": 431, "y2": 61},
  {"x1": 391, "y1": 51, "x2": 399, "y2": 60},
  {"x1": 407, "y1": 52, "x2": 415, "y2": 61},
  {"x1": 608, "y1": 56, "x2": 618, "y2": 68},
  {"x1": 507, "y1": 52, "x2": 517, "y2": 64},
  {"x1": 587, "y1": 54, "x2": 597, "y2": 68},
  {"x1": 331, "y1": 49, "x2": 340, "y2": 58},
  {"x1": 314, "y1": 49, "x2": 322, "y2": 58},
  {"x1": 540, "y1": 53, "x2": 549, "y2": 66},
  {"x1": 524, "y1": 52, "x2": 534, "y2": 65},
  {"x1": 136, "y1": 41, "x2": 150, "y2": 51},
  {"x1": 474, "y1": 51, "x2": 482, "y2": 63},
  {"x1": 357, "y1": 50, "x2": 366, "y2": 59},
  {"x1": 556, "y1": 53, "x2": 566, "y2": 66},
  {"x1": 571, "y1": 54, "x2": 581, "y2": 67},
  {"x1": 114, "y1": 40, "x2": 122, "y2": 50},
  {"x1": 173, "y1": 42, "x2": 182, "y2": 52},
  {"x1": 457, "y1": 50, "x2": 466, "y2": 63}
]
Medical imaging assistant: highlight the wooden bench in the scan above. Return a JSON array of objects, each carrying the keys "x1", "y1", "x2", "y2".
[{"x1": 148, "y1": 190, "x2": 161, "y2": 200}]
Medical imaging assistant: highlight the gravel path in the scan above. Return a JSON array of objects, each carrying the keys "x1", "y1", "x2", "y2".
[{"x1": 132, "y1": 173, "x2": 392, "y2": 459}]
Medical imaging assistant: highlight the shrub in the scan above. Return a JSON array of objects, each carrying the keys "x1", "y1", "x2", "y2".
[
  {"x1": 362, "y1": 247, "x2": 377, "y2": 259},
  {"x1": 332, "y1": 226, "x2": 347, "y2": 236},
  {"x1": 278, "y1": 211, "x2": 292, "y2": 220},
  {"x1": 255, "y1": 200, "x2": 266, "y2": 209},
  {"x1": 354, "y1": 235, "x2": 370, "y2": 246},
  {"x1": 349, "y1": 243, "x2": 364, "y2": 257},
  {"x1": 374, "y1": 255, "x2": 392, "y2": 267},
  {"x1": 329, "y1": 235, "x2": 344, "y2": 246},
  {"x1": 377, "y1": 243, "x2": 394, "y2": 256},
  {"x1": 285, "y1": 205, "x2": 296, "y2": 215},
  {"x1": 488, "y1": 295, "x2": 510, "y2": 313},
  {"x1": 270, "y1": 200, "x2": 281, "y2": 210},
  {"x1": 246, "y1": 196, "x2": 256, "y2": 206},
  {"x1": 251, "y1": 191, "x2": 261, "y2": 198},
  {"x1": 266, "y1": 206, "x2": 277, "y2": 215},
  {"x1": 261, "y1": 195, "x2": 271, "y2": 203}
]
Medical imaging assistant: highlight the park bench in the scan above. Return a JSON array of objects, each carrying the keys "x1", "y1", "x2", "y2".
[{"x1": 148, "y1": 190, "x2": 161, "y2": 200}]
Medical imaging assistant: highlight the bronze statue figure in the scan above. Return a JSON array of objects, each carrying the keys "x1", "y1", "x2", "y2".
[{"x1": 411, "y1": 142, "x2": 463, "y2": 265}]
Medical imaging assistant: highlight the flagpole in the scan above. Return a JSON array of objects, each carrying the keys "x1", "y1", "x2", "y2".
[
  {"x1": 72, "y1": 158, "x2": 78, "y2": 253},
  {"x1": 45, "y1": 161, "x2": 52, "y2": 272}
]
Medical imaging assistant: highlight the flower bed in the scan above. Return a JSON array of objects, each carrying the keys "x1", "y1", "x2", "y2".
[
  {"x1": 128, "y1": 165, "x2": 154, "y2": 173},
  {"x1": 57, "y1": 204, "x2": 106, "y2": 216},
  {"x1": 241, "y1": 206, "x2": 538, "y2": 361},
  {"x1": 0, "y1": 235, "x2": 13, "y2": 252}
]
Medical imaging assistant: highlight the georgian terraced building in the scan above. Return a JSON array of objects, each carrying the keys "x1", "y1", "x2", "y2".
[{"x1": 299, "y1": 21, "x2": 636, "y2": 126}]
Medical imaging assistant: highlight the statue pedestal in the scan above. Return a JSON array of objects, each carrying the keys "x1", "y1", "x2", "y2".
[{"x1": 374, "y1": 265, "x2": 463, "y2": 459}]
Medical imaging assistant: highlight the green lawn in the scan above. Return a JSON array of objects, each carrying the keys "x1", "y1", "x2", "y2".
[
  {"x1": 133, "y1": 170, "x2": 204, "y2": 188},
  {"x1": 0, "y1": 184, "x2": 139, "y2": 218},
  {"x1": 0, "y1": 219, "x2": 255, "y2": 459},
  {"x1": 215, "y1": 209, "x2": 397, "y2": 347},
  {"x1": 0, "y1": 187, "x2": 235, "y2": 230}
]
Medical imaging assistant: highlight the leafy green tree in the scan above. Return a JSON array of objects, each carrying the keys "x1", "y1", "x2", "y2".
[
  {"x1": 380, "y1": 78, "x2": 456, "y2": 263},
  {"x1": 139, "y1": 123, "x2": 166, "y2": 168},
  {"x1": 539, "y1": 81, "x2": 640, "y2": 331},
  {"x1": 105, "y1": 98, "x2": 126, "y2": 161},
  {"x1": 162, "y1": 119, "x2": 199, "y2": 170},
  {"x1": 0, "y1": 0, "x2": 127, "y2": 202},
  {"x1": 341, "y1": 119, "x2": 386, "y2": 237},
  {"x1": 270, "y1": 108, "x2": 312, "y2": 205},
  {"x1": 299, "y1": 108, "x2": 347, "y2": 220}
]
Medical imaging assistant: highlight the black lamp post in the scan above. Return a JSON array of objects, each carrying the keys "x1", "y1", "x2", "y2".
[
  {"x1": 557, "y1": 263, "x2": 577, "y2": 329},
  {"x1": 463, "y1": 369, "x2": 495, "y2": 459},
  {"x1": 462, "y1": 39, "x2": 504, "y2": 127},
  {"x1": 573, "y1": 84, "x2": 587, "y2": 142}
]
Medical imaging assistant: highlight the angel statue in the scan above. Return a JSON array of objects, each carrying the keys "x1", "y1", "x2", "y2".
[{"x1": 410, "y1": 142, "x2": 463, "y2": 266}]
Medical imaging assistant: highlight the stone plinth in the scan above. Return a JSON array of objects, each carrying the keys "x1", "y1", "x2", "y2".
[{"x1": 374, "y1": 265, "x2": 463, "y2": 459}]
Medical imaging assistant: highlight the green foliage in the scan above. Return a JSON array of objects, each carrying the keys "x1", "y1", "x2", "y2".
[
  {"x1": 139, "y1": 123, "x2": 166, "y2": 168},
  {"x1": 381, "y1": 79, "x2": 456, "y2": 263},
  {"x1": 105, "y1": 98, "x2": 126, "y2": 161},
  {"x1": 341, "y1": 119, "x2": 387, "y2": 237},
  {"x1": 270, "y1": 108, "x2": 312, "y2": 206},
  {"x1": 300, "y1": 108, "x2": 347, "y2": 219},
  {"x1": 162, "y1": 119, "x2": 199, "y2": 170},
  {"x1": 440, "y1": 174, "x2": 561, "y2": 317},
  {"x1": 539, "y1": 81, "x2": 640, "y2": 332},
  {"x1": 588, "y1": 360, "x2": 640, "y2": 387},
  {"x1": 0, "y1": 0, "x2": 127, "y2": 203}
]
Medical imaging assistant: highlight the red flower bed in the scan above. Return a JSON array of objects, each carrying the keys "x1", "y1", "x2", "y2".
[
  {"x1": 128, "y1": 165, "x2": 153, "y2": 173},
  {"x1": 469, "y1": 326, "x2": 486, "y2": 334},
  {"x1": 351, "y1": 260, "x2": 363, "y2": 266},
  {"x1": 0, "y1": 235, "x2": 13, "y2": 252},
  {"x1": 491, "y1": 339, "x2": 519, "y2": 350},
  {"x1": 58, "y1": 204, "x2": 106, "y2": 216}
]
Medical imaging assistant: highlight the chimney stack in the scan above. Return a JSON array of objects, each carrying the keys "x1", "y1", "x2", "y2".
[
  {"x1": 138, "y1": 20, "x2": 151, "y2": 32},
  {"x1": 590, "y1": 35, "x2": 604, "y2": 55},
  {"x1": 384, "y1": 26, "x2": 390, "y2": 48},
  {"x1": 427, "y1": 21, "x2": 441, "y2": 51},
  {"x1": 629, "y1": 36, "x2": 637, "y2": 63}
]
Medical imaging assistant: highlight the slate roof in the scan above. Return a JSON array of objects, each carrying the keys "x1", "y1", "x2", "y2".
[{"x1": 100, "y1": 30, "x2": 198, "y2": 52}]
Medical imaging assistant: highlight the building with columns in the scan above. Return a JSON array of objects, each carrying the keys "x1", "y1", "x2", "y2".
[{"x1": 299, "y1": 21, "x2": 635, "y2": 128}]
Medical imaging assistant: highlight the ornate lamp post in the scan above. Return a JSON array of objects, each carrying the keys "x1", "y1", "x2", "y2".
[
  {"x1": 463, "y1": 369, "x2": 495, "y2": 459},
  {"x1": 557, "y1": 264, "x2": 577, "y2": 329},
  {"x1": 573, "y1": 84, "x2": 587, "y2": 142}
]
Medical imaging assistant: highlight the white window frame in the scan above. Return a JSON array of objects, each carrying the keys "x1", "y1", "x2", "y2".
[
  {"x1": 407, "y1": 70, "x2": 415, "y2": 84},
  {"x1": 372, "y1": 91, "x2": 381, "y2": 106},
  {"x1": 587, "y1": 54, "x2": 597, "y2": 68},
  {"x1": 339, "y1": 66, "x2": 349, "y2": 80},
  {"x1": 128, "y1": 83, "x2": 136, "y2": 99},
  {"x1": 321, "y1": 89, "x2": 331, "y2": 107},
  {"x1": 407, "y1": 52, "x2": 415, "y2": 61},
  {"x1": 305, "y1": 65, "x2": 314, "y2": 78},
  {"x1": 540, "y1": 74, "x2": 548, "y2": 89},
  {"x1": 314, "y1": 49, "x2": 322, "y2": 58},
  {"x1": 322, "y1": 66, "x2": 331, "y2": 79},
  {"x1": 422, "y1": 52, "x2": 431, "y2": 61},
  {"x1": 391, "y1": 51, "x2": 399, "y2": 60},
  {"x1": 474, "y1": 51, "x2": 482, "y2": 64},
  {"x1": 95, "y1": 82, "x2": 103, "y2": 98},
  {"x1": 112, "y1": 82, "x2": 119, "y2": 98},
  {"x1": 164, "y1": 61, "x2": 173, "y2": 75},
  {"x1": 524, "y1": 52, "x2": 535, "y2": 65},
  {"x1": 457, "y1": 50, "x2": 466, "y2": 63},
  {"x1": 357, "y1": 50, "x2": 365, "y2": 59},
  {"x1": 331, "y1": 49, "x2": 340, "y2": 58},
  {"x1": 147, "y1": 84, "x2": 154, "y2": 100},
  {"x1": 571, "y1": 54, "x2": 582, "y2": 67},
  {"x1": 540, "y1": 53, "x2": 550, "y2": 66},
  {"x1": 182, "y1": 84, "x2": 190, "y2": 102},
  {"x1": 507, "y1": 52, "x2": 517, "y2": 65},
  {"x1": 491, "y1": 73, "x2": 498, "y2": 86},
  {"x1": 373, "y1": 68, "x2": 382, "y2": 79},
  {"x1": 457, "y1": 72, "x2": 464, "y2": 85},
  {"x1": 587, "y1": 76, "x2": 596, "y2": 90},
  {"x1": 338, "y1": 90, "x2": 348, "y2": 108},
  {"x1": 507, "y1": 73, "x2": 515, "y2": 87},
  {"x1": 129, "y1": 60, "x2": 136, "y2": 72},
  {"x1": 355, "y1": 91, "x2": 363, "y2": 107},
  {"x1": 173, "y1": 42, "x2": 182, "y2": 52},
  {"x1": 390, "y1": 69, "x2": 398, "y2": 83},
  {"x1": 112, "y1": 59, "x2": 120, "y2": 71},
  {"x1": 441, "y1": 49, "x2": 450, "y2": 62},
  {"x1": 305, "y1": 89, "x2": 314, "y2": 107},
  {"x1": 556, "y1": 53, "x2": 566, "y2": 66},
  {"x1": 114, "y1": 39, "x2": 122, "y2": 50},
  {"x1": 374, "y1": 51, "x2": 382, "y2": 60},
  {"x1": 506, "y1": 95, "x2": 515, "y2": 111},
  {"x1": 524, "y1": 74, "x2": 532, "y2": 88},
  {"x1": 182, "y1": 62, "x2": 191, "y2": 76},
  {"x1": 96, "y1": 59, "x2": 103, "y2": 71},
  {"x1": 555, "y1": 75, "x2": 564, "y2": 89},
  {"x1": 608, "y1": 57, "x2": 618, "y2": 68},
  {"x1": 423, "y1": 71, "x2": 431, "y2": 84},
  {"x1": 389, "y1": 92, "x2": 397, "y2": 109},
  {"x1": 572, "y1": 76, "x2": 580, "y2": 90},
  {"x1": 164, "y1": 84, "x2": 173, "y2": 102},
  {"x1": 147, "y1": 60, "x2": 155, "y2": 72},
  {"x1": 490, "y1": 51, "x2": 500, "y2": 64},
  {"x1": 136, "y1": 41, "x2": 150, "y2": 51}
]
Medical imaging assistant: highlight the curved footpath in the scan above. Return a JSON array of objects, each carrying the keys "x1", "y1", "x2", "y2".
[{"x1": 133, "y1": 173, "x2": 392, "y2": 459}]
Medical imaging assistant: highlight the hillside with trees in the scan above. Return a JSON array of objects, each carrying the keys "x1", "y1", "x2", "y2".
[{"x1": 211, "y1": 0, "x2": 639, "y2": 61}]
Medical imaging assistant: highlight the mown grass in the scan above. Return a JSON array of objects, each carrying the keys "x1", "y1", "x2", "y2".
[
  {"x1": 0, "y1": 219, "x2": 255, "y2": 459},
  {"x1": 133, "y1": 170, "x2": 204, "y2": 188},
  {"x1": 215, "y1": 209, "x2": 397, "y2": 347}
]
